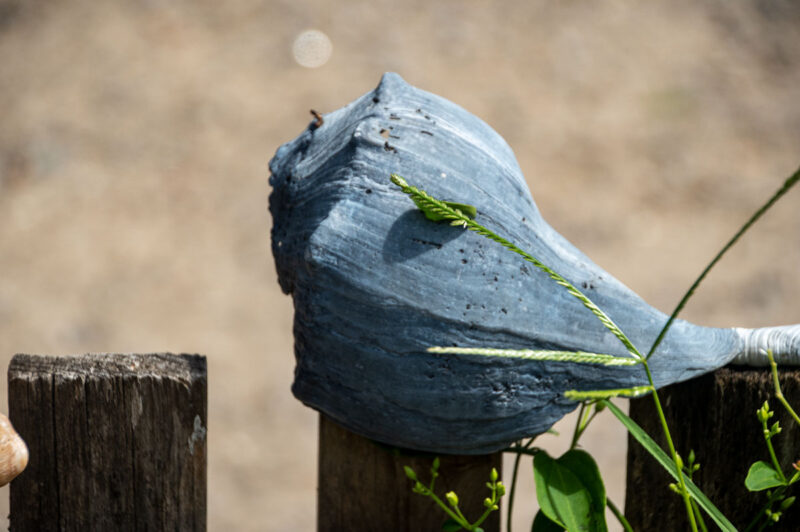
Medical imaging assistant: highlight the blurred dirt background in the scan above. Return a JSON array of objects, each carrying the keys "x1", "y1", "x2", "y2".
[{"x1": 1, "y1": 1, "x2": 799, "y2": 530}]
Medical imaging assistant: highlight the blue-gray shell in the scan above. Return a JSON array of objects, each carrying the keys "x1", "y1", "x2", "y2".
[{"x1": 269, "y1": 73, "x2": 753, "y2": 454}]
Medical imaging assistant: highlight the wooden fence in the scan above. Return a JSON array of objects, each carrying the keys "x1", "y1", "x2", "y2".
[
  {"x1": 626, "y1": 366, "x2": 800, "y2": 530},
  {"x1": 8, "y1": 353, "x2": 206, "y2": 531},
  {"x1": 6, "y1": 354, "x2": 799, "y2": 531}
]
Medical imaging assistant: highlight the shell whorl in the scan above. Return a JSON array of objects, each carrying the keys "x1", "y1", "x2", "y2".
[
  {"x1": 732, "y1": 325, "x2": 800, "y2": 366},
  {"x1": 0, "y1": 413, "x2": 28, "y2": 487}
]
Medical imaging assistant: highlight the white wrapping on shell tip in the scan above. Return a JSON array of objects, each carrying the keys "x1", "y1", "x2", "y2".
[{"x1": 732, "y1": 325, "x2": 800, "y2": 366}]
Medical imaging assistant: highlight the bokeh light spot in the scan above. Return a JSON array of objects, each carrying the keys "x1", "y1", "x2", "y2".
[{"x1": 292, "y1": 29, "x2": 333, "y2": 68}]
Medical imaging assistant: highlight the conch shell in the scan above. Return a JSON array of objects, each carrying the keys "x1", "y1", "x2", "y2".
[
  {"x1": 269, "y1": 73, "x2": 799, "y2": 453},
  {"x1": 0, "y1": 413, "x2": 28, "y2": 486}
]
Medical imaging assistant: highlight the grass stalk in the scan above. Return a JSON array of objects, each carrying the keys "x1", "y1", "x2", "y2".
[
  {"x1": 646, "y1": 165, "x2": 800, "y2": 360},
  {"x1": 641, "y1": 362, "x2": 698, "y2": 532},
  {"x1": 505, "y1": 439, "x2": 534, "y2": 532}
]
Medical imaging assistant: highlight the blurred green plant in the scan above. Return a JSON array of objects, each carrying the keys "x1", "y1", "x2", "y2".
[
  {"x1": 743, "y1": 350, "x2": 800, "y2": 531},
  {"x1": 403, "y1": 458, "x2": 505, "y2": 532}
]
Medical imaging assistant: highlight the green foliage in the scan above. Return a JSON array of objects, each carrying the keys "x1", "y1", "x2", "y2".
[
  {"x1": 391, "y1": 165, "x2": 800, "y2": 532},
  {"x1": 602, "y1": 400, "x2": 736, "y2": 531},
  {"x1": 745, "y1": 462, "x2": 785, "y2": 492},
  {"x1": 743, "y1": 351, "x2": 800, "y2": 530},
  {"x1": 418, "y1": 200, "x2": 477, "y2": 222},
  {"x1": 534, "y1": 450, "x2": 607, "y2": 532},
  {"x1": 391, "y1": 172, "x2": 701, "y2": 529},
  {"x1": 404, "y1": 459, "x2": 504, "y2": 532},
  {"x1": 765, "y1": 349, "x2": 800, "y2": 427}
]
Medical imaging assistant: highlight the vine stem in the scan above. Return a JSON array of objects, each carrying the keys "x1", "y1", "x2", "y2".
[
  {"x1": 768, "y1": 349, "x2": 800, "y2": 426},
  {"x1": 642, "y1": 361, "x2": 698, "y2": 532},
  {"x1": 506, "y1": 450, "x2": 522, "y2": 532},
  {"x1": 505, "y1": 439, "x2": 534, "y2": 532},
  {"x1": 426, "y1": 491, "x2": 469, "y2": 527},
  {"x1": 744, "y1": 487, "x2": 785, "y2": 532},
  {"x1": 762, "y1": 414, "x2": 786, "y2": 484},
  {"x1": 692, "y1": 499, "x2": 709, "y2": 532},
  {"x1": 570, "y1": 403, "x2": 587, "y2": 450},
  {"x1": 501, "y1": 447, "x2": 538, "y2": 457},
  {"x1": 607, "y1": 497, "x2": 634, "y2": 532}
]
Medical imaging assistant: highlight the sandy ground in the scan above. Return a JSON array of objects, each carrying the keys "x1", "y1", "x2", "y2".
[{"x1": 1, "y1": 1, "x2": 799, "y2": 530}]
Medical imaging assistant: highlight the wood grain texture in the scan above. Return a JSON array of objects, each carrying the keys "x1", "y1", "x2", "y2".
[
  {"x1": 625, "y1": 366, "x2": 800, "y2": 530},
  {"x1": 8, "y1": 353, "x2": 207, "y2": 531},
  {"x1": 318, "y1": 414, "x2": 501, "y2": 532}
]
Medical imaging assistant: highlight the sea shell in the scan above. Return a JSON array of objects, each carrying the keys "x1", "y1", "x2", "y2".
[
  {"x1": 269, "y1": 73, "x2": 799, "y2": 454},
  {"x1": 0, "y1": 413, "x2": 28, "y2": 486}
]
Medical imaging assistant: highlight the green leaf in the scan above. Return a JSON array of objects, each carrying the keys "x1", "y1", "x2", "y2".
[
  {"x1": 532, "y1": 510, "x2": 566, "y2": 532},
  {"x1": 745, "y1": 461, "x2": 786, "y2": 491},
  {"x1": 414, "y1": 198, "x2": 477, "y2": 222},
  {"x1": 557, "y1": 450, "x2": 607, "y2": 531},
  {"x1": 602, "y1": 400, "x2": 736, "y2": 532},
  {"x1": 534, "y1": 451, "x2": 600, "y2": 531},
  {"x1": 441, "y1": 518, "x2": 464, "y2": 532},
  {"x1": 445, "y1": 201, "x2": 477, "y2": 219}
]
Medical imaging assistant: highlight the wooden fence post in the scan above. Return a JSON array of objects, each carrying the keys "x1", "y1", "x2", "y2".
[
  {"x1": 318, "y1": 414, "x2": 502, "y2": 532},
  {"x1": 625, "y1": 366, "x2": 800, "y2": 530},
  {"x1": 8, "y1": 353, "x2": 207, "y2": 531}
]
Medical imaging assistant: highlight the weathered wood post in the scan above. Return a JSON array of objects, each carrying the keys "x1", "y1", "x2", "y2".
[
  {"x1": 625, "y1": 366, "x2": 800, "y2": 530},
  {"x1": 8, "y1": 353, "x2": 207, "y2": 531},
  {"x1": 318, "y1": 415, "x2": 502, "y2": 531}
]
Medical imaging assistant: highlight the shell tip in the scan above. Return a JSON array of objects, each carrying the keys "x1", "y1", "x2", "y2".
[{"x1": 375, "y1": 72, "x2": 411, "y2": 99}]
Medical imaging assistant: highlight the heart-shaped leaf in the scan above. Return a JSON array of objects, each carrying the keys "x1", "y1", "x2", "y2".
[
  {"x1": 745, "y1": 461, "x2": 785, "y2": 491},
  {"x1": 534, "y1": 450, "x2": 607, "y2": 531}
]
